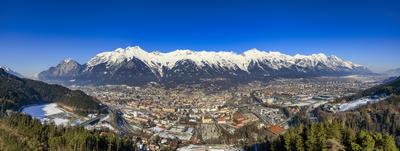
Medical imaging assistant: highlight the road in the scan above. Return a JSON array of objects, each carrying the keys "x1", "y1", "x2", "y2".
[
  {"x1": 79, "y1": 114, "x2": 107, "y2": 126},
  {"x1": 250, "y1": 90, "x2": 295, "y2": 126},
  {"x1": 108, "y1": 107, "x2": 142, "y2": 136}
]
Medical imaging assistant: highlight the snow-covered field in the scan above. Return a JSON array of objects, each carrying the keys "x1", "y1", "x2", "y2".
[
  {"x1": 22, "y1": 103, "x2": 63, "y2": 118},
  {"x1": 339, "y1": 96, "x2": 388, "y2": 112},
  {"x1": 21, "y1": 103, "x2": 113, "y2": 130},
  {"x1": 21, "y1": 103, "x2": 71, "y2": 125}
]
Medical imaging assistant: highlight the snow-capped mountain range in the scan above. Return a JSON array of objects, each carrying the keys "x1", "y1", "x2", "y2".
[
  {"x1": 0, "y1": 66, "x2": 24, "y2": 78},
  {"x1": 38, "y1": 46, "x2": 371, "y2": 86}
]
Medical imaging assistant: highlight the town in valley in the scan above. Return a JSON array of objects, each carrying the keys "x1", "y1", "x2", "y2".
[{"x1": 27, "y1": 75, "x2": 381, "y2": 150}]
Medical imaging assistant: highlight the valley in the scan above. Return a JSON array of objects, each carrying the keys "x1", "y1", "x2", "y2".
[
  {"x1": 66, "y1": 75, "x2": 387, "y2": 150},
  {"x1": 2, "y1": 1, "x2": 399, "y2": 150},
  {"x1": 1, "y1": 55, "x2": 398, "y2": 150}
]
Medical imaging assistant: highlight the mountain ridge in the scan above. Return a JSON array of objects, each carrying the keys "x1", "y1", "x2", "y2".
[
  {"x1": 386, "y1": 68, "x2": 400, "y2": 76},
  {"x1": 39, "y1": 46, "x2": 372, "y2": 86},
  {"x1": 85, "y1": 46, "x2": 363, "y2": 74},
  {"x1": 0, "y1": 66, "x2": 24, "y2": 78}
]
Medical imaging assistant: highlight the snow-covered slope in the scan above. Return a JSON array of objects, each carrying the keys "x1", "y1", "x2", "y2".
[
  {"x1": 86, "y1": 46, "x2": 363, "y2": 76},
  {"x1": 39, "y1": 46, "x2": 371, "y2": 86},
  {"x1": 0, "y1": 66, "x2": 24, "y2": 78}
]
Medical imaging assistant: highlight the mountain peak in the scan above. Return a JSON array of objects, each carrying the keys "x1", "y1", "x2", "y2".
[
  {"x1": 87, "y1": 46, "x2": 149, "y2": 67},
  {"x1": 0, "y1": 65, "x2": 10, "y2": 71},
  {"x1": 171, "y1": 49, "x2": 195, "y2": 55},
  {"x1": 309, "y1": 53, "x2": 328, "y2": 61},
  {"x1": 61, "y1": 58, "x2": 78, "y2": 64},
  {"x1": 58, "y1": 58, "x2": 80, "y2": 68},
  {"x1": 312, "y1": 53, "x2": 327, "y2": 57},
  {"x1": 244, "y1": 48, "x2": 261, "y2": 53},
  {"x1": 125, "y1": 46, "x2": 146, "y2": 53},
  {"x1": 39, "y1": 58, "x2": 83, "y2": 80}
]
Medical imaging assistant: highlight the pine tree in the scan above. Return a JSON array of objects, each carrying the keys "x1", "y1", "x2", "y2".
[
  {"x1": 294, "y1": 133, "x2": 304, "y2": 151},
  {"x1": 382, "y1": 135, "x2": 398, "y2": 151},
  {"x1": 350, "y1": 142, "x2": 362, "y2": 151},
  {"x1": 357, "y1": 130, "x2": 375, "y2": 151},
  {"x1": 316, "y1": 123, "x2": 327, "y2": 150},
  {"x1": 283, "y1": 131, "x2": 292, "y2": 151},
  {"x1": 305, "y1": 124, "x2": 317, "y2": 151},
  {"x1": 342, "y1": 126, "x2": 356, "y2": 150}
]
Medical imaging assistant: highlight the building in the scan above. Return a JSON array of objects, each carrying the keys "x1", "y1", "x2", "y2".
[
  {"x1": 201, "y1": 115, "x2": 213, "y2": 124},
  {"x1": 268, "y1": 125, "x2": 286, "y2": 135},
  {"x1": 217, "y1": 117, "x2": 226, "y2": 124}
]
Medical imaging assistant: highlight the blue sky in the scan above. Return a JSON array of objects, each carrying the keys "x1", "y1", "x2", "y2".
[{"x1": 1, "y1": 0, "x2": 399, "y2": 76}]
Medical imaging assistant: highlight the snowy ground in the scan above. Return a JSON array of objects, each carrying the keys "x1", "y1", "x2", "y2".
[
  {"x1": 21, "y1": 103, "x2": 73, "y2": 126},
  {"x1": 21, "y1": 103, "x2": 114, "y2": 130},
  {"x1": 177, "y1": 144, "x2": 239, "y2": 151},
  {"x1": 21, "y1": 103, "x2": 63, "y2": 118},
  {"x1": 339, "y1": 96, "x2": 388, "y2": 112}
]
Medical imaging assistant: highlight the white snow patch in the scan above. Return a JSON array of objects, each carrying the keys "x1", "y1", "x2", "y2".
[
  {"x1": 22, "y1": 103, "x2": 63, "y2": 118},
  {"x1": 22, "y1": 103, "x2": 71, "y2": 126},
  {"x1": 51, "y1": 118, "x2": 70, "y2": 126},
  {"x1": 339, "y1": 96, "x2": 388, "y2": 112}
]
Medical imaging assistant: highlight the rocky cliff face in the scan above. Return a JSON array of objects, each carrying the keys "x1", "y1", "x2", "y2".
[{"x1": 38, "y1": 59, "x2": 83, "y2": 82}]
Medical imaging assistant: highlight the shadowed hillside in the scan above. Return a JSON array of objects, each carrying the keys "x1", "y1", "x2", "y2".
[{"x1": 0, "y1": 68, "x2": 105, "y2": 115}]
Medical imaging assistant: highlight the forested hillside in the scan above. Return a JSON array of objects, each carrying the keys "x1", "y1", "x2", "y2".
[
  {"x1": 0, "y1": 68, "x2": 104, "y2": 115},
  {"x1": 0, "y1": 113, "x2": 135, "y2": 150},
  {"x1": 269, "y1": 121, "x2": 397, "y2": 151},
  {"x1": 315, "y1": 95, "x2": 400, "y2": 149},
  {"x1": 345, "y1": 76, "x2": 400, "y2": 101},
  {"x1": 317, "y1": 77, "x2": 400, "y2": 147}
]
